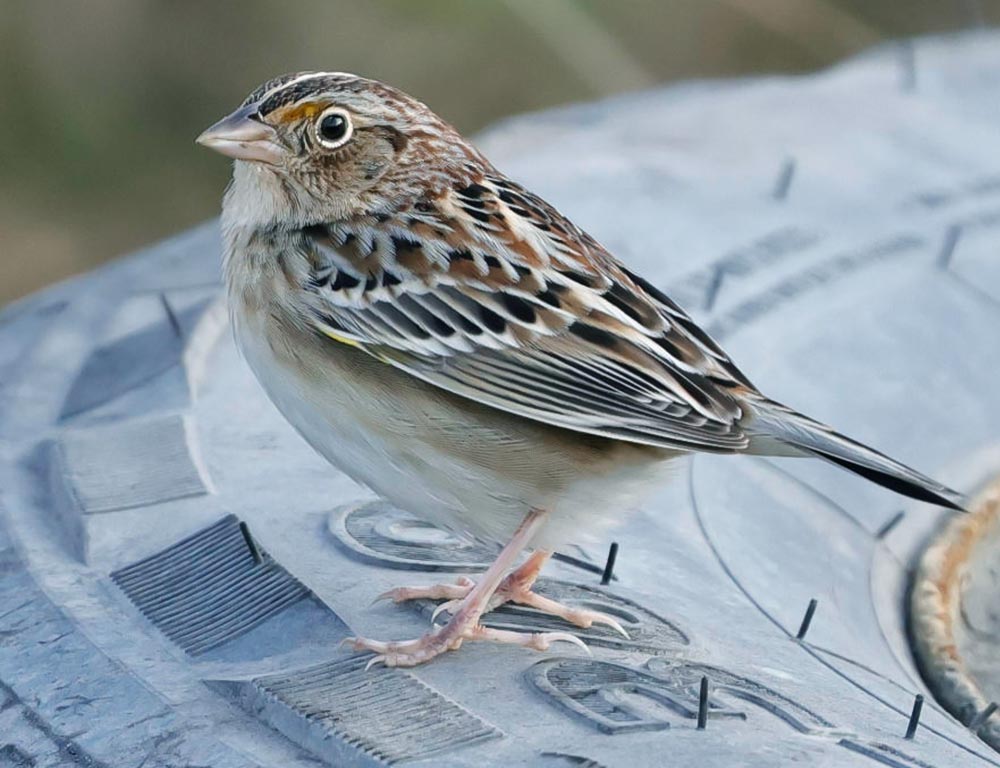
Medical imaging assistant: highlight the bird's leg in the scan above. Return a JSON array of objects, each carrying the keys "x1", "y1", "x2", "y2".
[
  {"x1": 370, "y1": 544, "x2": 555, "y2": 609},
  {"x1": 489, "y1": 549, "x2": 551, "y2": 606},
  {"x1": 434, "y1": 549, "x2": 628, "y2": 637},
  {"x1": 376, "y1": 547, "x2": 628, "y2": 639},
  {"x1": 345, "y1": 509, "x2": 588, "y2": 667}
]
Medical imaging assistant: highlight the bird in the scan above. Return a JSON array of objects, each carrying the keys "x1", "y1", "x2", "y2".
[{"x1": 197, "y1": 72, "x2": 964, "y2": 668}]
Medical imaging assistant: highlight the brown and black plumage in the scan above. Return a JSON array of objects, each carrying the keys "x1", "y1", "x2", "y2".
[{"x1": 199, "y1": 72, "x2": 963, "y2": 667}]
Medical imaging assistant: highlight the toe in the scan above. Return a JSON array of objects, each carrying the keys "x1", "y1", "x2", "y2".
[
  {"x1": 340, "y1": 628, "x2": 460, "y2": 668},
  {"x1": 469, "y1": 625, "x2": 592, "y2": 654},
  {"x1": 372, "y1": 577, "x2": 475, "y2": 606}
]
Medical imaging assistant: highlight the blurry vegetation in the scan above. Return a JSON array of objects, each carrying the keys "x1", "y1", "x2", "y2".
[{"x1": 0, "y1": 0, "x2": 995, "y2": 305}]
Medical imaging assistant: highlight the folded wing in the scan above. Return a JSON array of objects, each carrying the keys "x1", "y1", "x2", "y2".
[{"x1": 300, "y1": 177, "x2": 756, "y2": 453}]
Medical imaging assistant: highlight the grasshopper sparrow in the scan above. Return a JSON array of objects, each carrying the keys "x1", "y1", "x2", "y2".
[{"x1": 198, "y1": 72, "x2": 963, "y2": 667}]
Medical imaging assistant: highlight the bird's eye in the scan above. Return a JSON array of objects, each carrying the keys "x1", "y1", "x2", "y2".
[{"x1": 315, "y1": 108, "x2": 352, "y2": 149}]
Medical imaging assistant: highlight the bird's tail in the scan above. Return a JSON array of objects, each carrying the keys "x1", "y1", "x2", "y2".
[{"x1": 746, "y1": 399, "x2": 966, "y2": 511}]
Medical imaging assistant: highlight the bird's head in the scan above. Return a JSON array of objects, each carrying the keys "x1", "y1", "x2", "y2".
[{"x1": 198, "y1": 72, "x2": 485, "y2": 227}]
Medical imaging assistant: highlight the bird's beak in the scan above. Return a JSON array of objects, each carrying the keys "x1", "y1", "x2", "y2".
[{"x1": 196, "y1": 105, "x2": 286, "y2": 165}]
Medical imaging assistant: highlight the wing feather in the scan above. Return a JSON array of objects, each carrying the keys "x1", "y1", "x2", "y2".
[{"x1": 300, "y1": 178, "x2": 753, "y2": 452}]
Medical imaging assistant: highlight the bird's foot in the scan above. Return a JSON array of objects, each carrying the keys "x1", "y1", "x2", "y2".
[
  {"x1": 374, "y1": 554, "x2": 628, "y2": 639},
  {"x1": 476, "y1": 585, "x2": 629, "y2": 639},
  {"x1": 343, "y1": 619, "x2": 589, "y2": 668}
]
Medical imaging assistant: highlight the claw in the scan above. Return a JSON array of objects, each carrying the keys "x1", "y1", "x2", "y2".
[
  {"x1": 430, "y1": 602, "x2": 448, "y2": 625},
  {"x1": 371, "y1": 590, "x2": 395, "y2": 607},
  {"x1": 365, "y1": 655, "x2": 387, "y2": 671},
  {"x1": 547, "y1": 631, "x2": 592, "y2": 654},
  {"x1": 593, "y1": 613, "x2": 630, "y2": 639},
  {"x1": 431, "y1": 599, "x2": 460, "y2": 625}
]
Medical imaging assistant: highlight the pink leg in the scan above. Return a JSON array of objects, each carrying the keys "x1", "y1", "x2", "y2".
[
  {"x1": 433, "y1": 549, "x2": 627, "y2": 637},
  {"x1": 489, "y1": 550, "x2": 550, "y2": 608},
  {"x1": 344, "y1": 509, "x2": 588, "y2": 667}
]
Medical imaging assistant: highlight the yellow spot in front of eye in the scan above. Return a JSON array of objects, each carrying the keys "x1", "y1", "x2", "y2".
[{"x1": 271, "y1": 100, "x2": 326, "y2": 123}]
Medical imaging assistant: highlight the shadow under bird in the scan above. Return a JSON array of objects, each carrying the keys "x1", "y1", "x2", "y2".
[{"x1": 197, "y1": 71, "x2": 964, "y2": 668}]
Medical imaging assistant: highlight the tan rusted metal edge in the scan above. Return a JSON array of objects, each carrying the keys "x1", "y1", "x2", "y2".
[{"x1": 911, "y1": 481, "x2": 1000, "y2": 748}]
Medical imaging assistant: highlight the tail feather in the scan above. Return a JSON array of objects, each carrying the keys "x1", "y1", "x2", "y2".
[{"x1": 748, "y1": 400, "x2": 966, "y2": 512}]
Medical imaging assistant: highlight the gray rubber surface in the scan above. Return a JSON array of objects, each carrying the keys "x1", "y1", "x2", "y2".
[{"x1": 2, "y1": 31, "x2": 999, "y2": 767}]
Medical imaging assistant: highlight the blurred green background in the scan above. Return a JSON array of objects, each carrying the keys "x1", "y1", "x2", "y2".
[{"x1": 1, "y1": 0, "x2": 995, "y2": 307}]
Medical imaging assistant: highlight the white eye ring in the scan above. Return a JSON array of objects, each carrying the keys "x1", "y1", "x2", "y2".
[{"x1": 314, "y1": 107, "x2": 353, "y2": 149}]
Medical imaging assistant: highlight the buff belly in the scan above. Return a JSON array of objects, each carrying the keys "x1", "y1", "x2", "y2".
[{"x1": 234, "y1": 309, "x2": 675, "y2": 549}]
